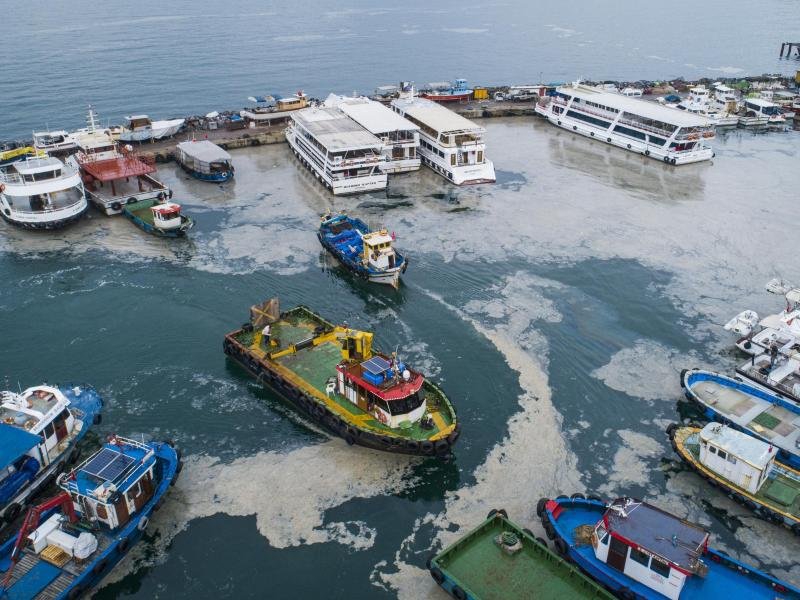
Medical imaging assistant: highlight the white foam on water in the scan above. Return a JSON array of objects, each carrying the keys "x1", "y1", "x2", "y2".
[
  {"x1": 597, "y1": 429, "x2": 665, "y2": 494},
  {"x1": 591, "y1": 339, "x2": 711, "y2": 402}
]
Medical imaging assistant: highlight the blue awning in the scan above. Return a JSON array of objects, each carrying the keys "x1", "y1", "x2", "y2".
[{"x1": 0, "y1": 423, "x2": 41, "y2": 472}]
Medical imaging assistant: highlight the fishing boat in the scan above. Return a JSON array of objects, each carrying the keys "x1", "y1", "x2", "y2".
[
  {"x1": 122, "y1": 198, "x2": 193, "y2": 237},
  {"x1": 535, "y1": 82, "x2": 715, "y2": 165},
  {"x1": 0, "y1": 155, "x2": 89, "y2": 230},
  {"x1": 680, "y1": 368, "x2": 800, "y2": 469},
  {"x1": 68, "y1": 107, "x2": 170, "y2": 216},
  {"x1": 318, "y1": 213, "x2": 408, "y2": 288},
  {"x1": 428, "y1": 509, "x2": 614, "y2": 600},
  {"x1": 223, "y1": 299, "x2": 460, "y2": 457},
  {"x1": 118, "y1": 115, "x2": 185, "y2": 142},
  {"x1": 32, "y1": 131, "x2": 78, "y2": 156},
  {"x1": 0, "y1": 385, "x2": 102, "y2": 526},
  {"x1": 421, "y1": 79, "x2": 474, "y2": 103},
  {"x1": 0, "y1": 435, "x2": 180, "y2": 599},
  {"x1": 538, "y1": 495, "x2": 800, "y2": 599},
  {"x1": 726, "y1": 279, "x2": 800, "y2": 356},
  {"x1": 175, "y1": 140, "x2": 234, "y2": 182},
  {"x1": 668, "y1": 422, "x2": 800, "y2": 534},
  {"x1": 673, "y1": 86, "x2": 739, "y2": 127}
]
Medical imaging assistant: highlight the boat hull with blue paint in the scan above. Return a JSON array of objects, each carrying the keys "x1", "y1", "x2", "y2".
[
  {"x1": 681, "y1": 368, "x2": 800, "y2": 469},
  {"x1": 541, "y1": 496, "x2": 800, "y2": 599},
  {"x1": 318, "y1": 214, "x2": 407, "y2": 288},
  {"x1": 176, "y1": 140, "x2": 234, "y2": 183}
]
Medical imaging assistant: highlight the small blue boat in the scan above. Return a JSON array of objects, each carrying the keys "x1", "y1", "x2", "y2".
[
  {"x1": 539, "y1": 495, "x2": 800, "y2": 599},
  {"x1": 681, "y1": 368, "x2": 800, "y2": 469},
  {"x1": 176, "y1": 140, "x2": 234, "y2": 182},
  {"x1": 0, "y1": 435, "x2": 180, "y2": 599},
  {"x1": 318, "y1": 213, "x2": 408, "y2": 288},
  {"x1": 0, "y1": 385, "x2": 102, "y2": 525}
]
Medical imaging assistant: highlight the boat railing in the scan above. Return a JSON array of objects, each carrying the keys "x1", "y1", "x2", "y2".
[
  {"x1": 7, "y1": 196, "x2": 86, "y2": 215},
  {"x1": 0, "y1": 162, "x2": 81, "y2": 185},
  {"x1": 617, "y1": 116, "x2": 675, "y2": 138}
]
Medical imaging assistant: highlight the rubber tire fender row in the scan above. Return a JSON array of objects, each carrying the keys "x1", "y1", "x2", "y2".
[{"x1": 536, "y1": 497, "x2": 549, "y2": 517}]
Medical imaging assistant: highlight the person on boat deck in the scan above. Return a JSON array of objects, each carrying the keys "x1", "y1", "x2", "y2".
[{"x1": 262, "y1": 324, "x2": 271, "y2": 349}]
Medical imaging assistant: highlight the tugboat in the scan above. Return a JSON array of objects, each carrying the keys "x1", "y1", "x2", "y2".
[
  {"x1": 122, "y1": 197, "x2": 194, "y2": 237},
  {"x1": 0, "y1": 385, "x2": 102, "y2": 526},
  {"x1": 428, "y1": 509, "x2": 614, "y2": 599},
  {"x1": 0, "y1": 435, "x2": 180, "y2": 599},
  {"x1": 318, "y1": 213, "x2": 408, "y2": 288},
  {"x1": 680, "y1": 368, "x2": 800, "y2": 469},
  {"x1": 669, "y1": 422, "x2": 800, "y2": 534},
  {"x1": 539, "y1": 495, "x2": 800, "y2": 599},
  {"x1": 175, "y1": 140, "x2": 234, "y2": 183},
  {"x1": 223, "y1": 299, "x2": 459, "y2": 457}
]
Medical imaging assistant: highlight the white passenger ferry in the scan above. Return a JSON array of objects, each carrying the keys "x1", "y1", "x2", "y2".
[
  {"x1": 391, "y1": 97, "x2": 495, "y2": 185},
  {"x1": 535, "y1": 82, "x2": 715, "y2": 165},
  {"x1": 0, "y1": 155, "x2": 88, "y2": 229},
  {"x1": 285, "y1": 106, "x2": 387, "y2": 195},
  {"x1": 324, "y1": 94, "x2": 420, "y2": 174}
]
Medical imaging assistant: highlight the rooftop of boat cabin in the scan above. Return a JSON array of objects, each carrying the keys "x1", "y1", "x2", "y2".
[
  {"x1": 7, "y1": 156, "x2": 64, "y2": 175},
  {"x1": 79, "y1": 153, "x2": 156, "y2": 181},
  {"x1": 68, "y1": 439, "x2": 155, "y2": 498},
  {"x1": 291, "y1": 107, "x2": 383, "y2": 152},
  {"x1": 0, "y1": 423, "x2": 41, "y2": 470},
  {"x1": 176, "y1": 140, "x2": 231, "y2": 162},
  {"x1": 325, "y1": 94, "x2": 420, "y2": 136},
  {"x1": 700, "y1": 423, "x2": 775, "y2": 469},
  {"x1": 559, "y1": 83, "x2": 712, "y2": 128},
  {"x1": 391, "y1": 97, "x2": 485, "y2": 135},
  {"x1": 340, "y1": 357, "x2": 424, "y2": 401},
  {"x1": 0, "y1": 386, "x2": 69, "y2": 432},
  {"x1": 604, "y1": 498, "x2": 708, "y2": 571}
]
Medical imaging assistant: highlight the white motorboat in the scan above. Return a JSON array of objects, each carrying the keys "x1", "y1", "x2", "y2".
[
  {"x1": 724, "y1": 309, "x2": 760, "y2": 336},
  {"x1": 728, "y1": 279, "x2": 800, "y2": 355},
  {"x1": 0, "y1": 155, "x2": 87, "y2": 229},
  {"x1": 118, "y1": 115, "x2": 185, "y2": 142}
]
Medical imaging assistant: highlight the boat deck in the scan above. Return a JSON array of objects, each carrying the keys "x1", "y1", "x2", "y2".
[
  {"x1": 681, "y1": 431, "x2": 800, "y2": 518},
  {"x1": 231, "y1": 311, "x2": 454, "y2": 441},
  {"x1": 434, "y1": 515, "x2": 612, "y2": 600},
  {"x1": 739, "y1": 352, "x2": 800, "y2": 400},
  {"x1": 692, "y1": 379, "x2": 800, "y2": 449}
]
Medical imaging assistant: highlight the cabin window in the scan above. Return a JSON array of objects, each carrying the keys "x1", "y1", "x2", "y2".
[
  {"x1": 387, "y1": 391, "x2": 425, "y2": 416},
  {"x1": 708, "y1": 446, "x2": 717, "y2": 455},
  {"x1": 43, "y1": 422, "x2": 55, "y2": 439},
  {"x1": 450, "y1": 154, "x2": 456, "y2": 166},
  {"x1": 726, "y1": 455, "x2": 737, "y2": 465},
  {"x1": 613, "y1": 124, "x2": 647, "y2": 141},
  {"x1": 650, "y1": 559, "x2": 671, "y2": 578},
  {"x1": 717, "y1": 449, "x2": 727, "y2": 460},
  {"x1": 647, "y1": 135, "x2": 666, "y2": 146},
  {"x1": 96, "y1": 503, "x2": 108, "y2": 519},
  {"x1": 630, "y1": 548, "x2": 650, "y2": 567},
  {"x1": 566, "y1": 110, "x2": 611, "y2": 129}
]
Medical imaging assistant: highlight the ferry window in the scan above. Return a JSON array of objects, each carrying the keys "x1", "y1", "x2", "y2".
[
  {"x1": 477, "y1": 151, "x2": 483, "y2": 163},
  {"x1": 450, "y1": 154, "x2": 456, "y2": 166},
  {"x1": 566, "y1": 110, "x2": 611, "y2": 129},
  {"x1": 630, "y1": 548, "x2": 650, "y2": 567},
  {"x1": 650, "y1": 559, "x2": 671, "y2": 578},
  {"x1": 648, "y1": 135, "x2": 666, "y2": 146},
  {"x1": 717, "y1": 450, "x2": 727, "y2": 460},
  {"x1": 613, "y1": 125, "x2": 646, "y2": 141},
  {"x1": 727, "y1": 455, "x2": 737, "y2": 465},
  {"x1": 709, "y1": 446, "x2": 717, "y2": 454}
]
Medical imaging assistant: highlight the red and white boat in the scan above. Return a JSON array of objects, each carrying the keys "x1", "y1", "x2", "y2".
[{"x1": 420, "y1": 79, "x2": 473, "y2": 103}]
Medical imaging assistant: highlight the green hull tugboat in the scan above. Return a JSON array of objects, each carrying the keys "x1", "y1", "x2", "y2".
[
  {"x1": 223, "y1": 299, "x2": 460, "y2": 457},
  {"x1": 428, "y1": 510, "x2": 614, "y2": 600}
]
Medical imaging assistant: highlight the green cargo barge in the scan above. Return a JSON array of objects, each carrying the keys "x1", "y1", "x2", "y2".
[
  {"x1": 223, "y1": 299, "x2": 460, "y2": 457},
  {"x1": 429, "y1": 511, "x2": 615, "y2": 600}
]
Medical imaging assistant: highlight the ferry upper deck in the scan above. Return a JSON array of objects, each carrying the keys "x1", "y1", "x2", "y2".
[
  {"x1": 290, "y1": 107, "x2": 383, "y2": 154},
  {"x1": 392, "y1": 97, "x2": 486, "y2": 141}
]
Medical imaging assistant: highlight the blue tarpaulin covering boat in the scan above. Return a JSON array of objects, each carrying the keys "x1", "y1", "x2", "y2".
[{"x1": 318, "y1": 213, "x2": 408, "y2": 288}]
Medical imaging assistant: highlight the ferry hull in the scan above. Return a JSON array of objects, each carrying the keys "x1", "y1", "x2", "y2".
[
  {"x1": 419, "y1": 155, "x2": 496, "y2": 185},
  {"x1": 535, "y1": 104, "x2": 714, "y2": 165},
  {"x1": 541, "y1": 496, "x2": 800, "y2": 599},
  {"x1": 223, "y1": 334, "x2": 459, "y2": 457},
  {"x1": 0, "y1": 201, "x2": 88, "y2": 230}
]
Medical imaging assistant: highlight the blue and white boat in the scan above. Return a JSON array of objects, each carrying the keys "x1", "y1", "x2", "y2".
[
  {"x1": 176, "y1": 140, "x2": 234, "y2": 182},
  {"x1": 681, "y1": 368, "x2": 800, "y2": 469},
  {"x1": 318, "y1": 213, "x2": 408, "y2": 288},
  {"x1": 0, "y1": 435, "x2": 180, "y2": 599},
  {"x1": 539, "y1": 495, "x2": 800, "y2": 600},
  {"x1": 0, "y1": 385, "x2": 102, "y2": 526}
]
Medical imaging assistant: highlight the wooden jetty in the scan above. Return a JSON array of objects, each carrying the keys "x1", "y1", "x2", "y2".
[{"x1": 780, "y1": 42, "x2": 800, "y2": 58}]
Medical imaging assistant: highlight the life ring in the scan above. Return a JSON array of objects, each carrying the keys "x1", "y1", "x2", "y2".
[
  {"x1": 663, "y1": 156, "x2": 670, "y2": 163},
  {"x1": 606, "y1": 137, "x2": 611, "y2": 143},
  {"x1": 137, "y1": 516, "x2": 149, "y2": 531},
  {"x1": 590, "y1": 132, "x2": 594, "y2": 137},
  {"x1": 572, "y1": 126, "x2": 577, "y2": 131},
  {"x1": 626, "y1": 144, "x2": 631, "y2": 149},
  {"x1": 644, "y1": 150, "x2": 650, "y2": 156},
  {"x1": 670, "y1": 158, "x2": 677, "y2": 165},
  {"x1": 111, "y1": 202, "x2": 122, "y2": 212}
]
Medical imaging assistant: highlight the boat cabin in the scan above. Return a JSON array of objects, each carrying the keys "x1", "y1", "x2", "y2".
[
  {"x1": 362, "y1": 229, "x2": 398, "y2": 271},
  {"x1": 151, "y1": 202, "x2": 183, "y2": 230},
  {"x1": 334, "y1": 332, "x2": 427, "y2": 428},
  {"x1": 592, "y1": 498, "x2": 709, "y2": 600},
  {"x1": 744, "y1": 98, "x2": 783, "y2": 118},
  {"x1": 60, "y1": 436, "x2": 157, "y2": 530},
  {"x1": 698, "y1": 423, "x2": 777, "y2": 494},
  {"x1": 277, "y1": 92, "x2": 309, "y2": 111},
  {"x1": 124, "y1": 115, "x2": 153, "y2": 133}
]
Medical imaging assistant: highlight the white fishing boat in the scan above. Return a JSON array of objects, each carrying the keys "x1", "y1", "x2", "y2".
[
  {"x1": 620, "y1": 87, "x2": 643, "y2": 98},
  {"x1": 0, "y1": 155, "x2": 88, "y2": 229},
  {"x1": 285, "y1": 106, "x2": 387, "y2": 195},
  {"x1": 675, "y1": 86, "x2": 739, "y2": 126},
  {"x1": 391, "y1": 96, "x2": 495, "y2": 184},
  {"x1": 32, "y1": 130, "x2": 78, "y2": 155},
  {"x1": 118, "y1": 115, "x2": 185, "y2": 142},
  {"x1": 739, "y1": 98, "x2": 785, "y2": 126},
  {"x1": 535, "y1": 82, "x2": 715, "y2": 165},
  {"x1": 324, "y1": 94, "x2": 420, "y2": 174}
]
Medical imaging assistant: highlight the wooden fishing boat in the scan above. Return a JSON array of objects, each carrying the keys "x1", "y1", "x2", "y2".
[
  {"x1": 223, "y1": 299, "x2": 459, "y2": 457},
  {"x1": 0, "y1": 436, "x2": 180, "y2": 599},
  {"x1": 175, "y1": 140, "x2": 234, "y2": 182},
  {"x1": 122, "y1": 198, "x2": 193, "y2": 237},
  {"x1": 680, "y1": 368, "x2": 800, "y2": 469},
  {"x1": 669, "y1": 422, "x2": 800, "y2": 534},
  {"x1": 539, "y1": 495, "x2": 800, "y2": 599},
  {"x1": 318, "y1": 213, "x2": 408, "y2": 288},
  {"x1": 428, "y1": 509, "x2": 614, "y2": 600}
]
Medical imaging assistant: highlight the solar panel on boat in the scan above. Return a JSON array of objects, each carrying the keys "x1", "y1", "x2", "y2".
[
  {"x1": 361, "y1": 356, "x2": 391, "y2": 375},
  {"x1": 82, "y1": 447, "x2": 135, "y2": 482}
]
